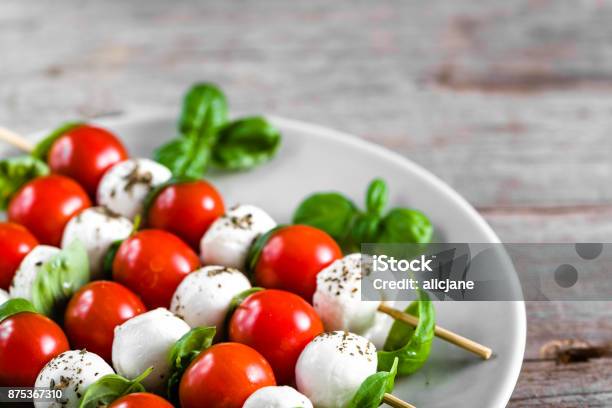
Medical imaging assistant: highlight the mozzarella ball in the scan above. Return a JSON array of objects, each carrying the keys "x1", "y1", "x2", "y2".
[
  {"x1": 0, "y1": 288, "x2": 9, "y2": 305},
  {"x1": 200, "y1": 204, "x2": 276, "y2": 269},
  {"x1": 34, "y1": 350, "x2": 114, "y2": 408},
  {"x1": 296, "y1": 331, "x2": 377, "y2": 408},
  {"x1": 313, "y1": 254, "x2": 380, "y2": 335},
  {"x1": 243, "y1": 386, "x2": 313, "y2": 408},
  {"x1": 170, "y1": 266, "x2": 251, "y2": 334},
  {"x1": 97, "y1": 158, "x2": 171, "y2": 220},
  {"x1": 61, "y1": 207, "x2": 133, "y2": 279},
  {"x1": 112, "y1": 308, "x2": 190, "y2": 392},
  {"x1": 9, "y1": 245, "x2": 60, "y2": 301}
]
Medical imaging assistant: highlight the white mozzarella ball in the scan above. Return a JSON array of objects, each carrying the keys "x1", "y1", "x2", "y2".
[
  {"x1": 243, "y1": 386, "x2": 313, "y2": 408},
  {"x1": 0, "y1": 288, "x2": 9, "y2": 305},
  {"x1": 34, "y1": 350, "x2": 114, "y2": 408},
  {"x1": 296, "y1": 331, "x2": 377, "y2": 408},
  {"x1": 61, "y1": 207, "x2": 133, "y2": 279},
  {"x1": 313, "y1": 254, "x2": 380, "y2": 335},
  {"x1": 9, "y1": 245, "x2": 60, "y2": 301},
  {"x1": 112, "y1": 308, "x2": 190, "y2": 392},
  {"x1": 200, "y1": 204, "x2": 276, "y2": 269},
  {"x1": 170, "y1": 266, "x2": 251, "y2": 334},
  {"x1": 97, "y1": 158, "x2": 171, "y2": 220}
]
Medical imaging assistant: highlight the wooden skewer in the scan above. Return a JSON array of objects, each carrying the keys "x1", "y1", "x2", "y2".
[
  {"x1": 377, "y1": 303, "x2": 492, "y2": 360},
  {"x1": 383, "y1": 393, "x2": 416, "y2": 408},
  {"x1": 0, "y1": 127, "x2": 34, "y2": 152}
]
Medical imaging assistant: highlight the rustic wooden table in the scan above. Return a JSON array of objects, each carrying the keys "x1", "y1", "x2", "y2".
[{"x1": 1, "y1": 1, "x2": 610, "y2": 406}]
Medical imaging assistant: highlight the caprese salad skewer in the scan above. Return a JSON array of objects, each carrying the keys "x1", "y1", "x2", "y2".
[{"x1": 314, "y1": 253, "x2": 492, "y2": 359}]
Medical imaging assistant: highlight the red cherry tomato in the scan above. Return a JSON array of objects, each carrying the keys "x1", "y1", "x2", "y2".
[
  {"x1": 109, "y1": 392, "x2": 173, "y2": 408},
  {"x1": 0, "y1": 312, "x2": 69, "y2": 386},
  {"x1": 229, "y1": 289, "x2": 324, "y2": 384},
  {"x1": 112, "y1": 229, "x2": 199, "y2": 309},
  {"x1": 8, "y1": 175, "x2": 91, "y2": 246},
  {"x1": 254, "y1": 225, "x2": 342, "y2": 301},
  {"x1": 47, "y1": 124, "x2": 128, "y2": 197},
  {"x1": 147, "y1": 180, "x2": 225, "y2": 249},
  {"x1": 0, "y1": 222, "x2": 38, "y2": 290},
  {"x1": 64, "y1": 281, "x2": 146, "y2": 362},
  {"x1": 179, "y1": 342, "x2": 276, "y2": 408}
]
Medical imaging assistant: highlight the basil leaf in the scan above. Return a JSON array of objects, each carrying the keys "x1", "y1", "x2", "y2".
[
  {"x1": 377, "y1": 208, "x2": 433, "y2": 244},
  {"x1": 166, "y1": 326, "x2": 216, "y2": 402},
  {"x1": 32, "y1": 240, "x2": 90, "y2": 318},
  {"x1": 31, "y1": 122, "x2": 83, "y2": 160},
  {"x1": 347, "y1": 357, "x2": 398, "y2": 408},
  {"x1": 212, "y1": 116, "x2": 281, "y2": 170},
  {"x1": 365, "y1": 179, "x2": 388, "y2": 217},
  {"x1": 179, "y1": 83, "x2": 228, "y2": 137},
  {"x1": 0, "y1": 298, "x2": 37, "y2": 322},
  {"x1": 293, "y1": 193, "x2": 357, "y2": 244},
  {"x1": 245, "y1": 226, "x2": 284, "y2": 276},
  {"x1": 378, "y1": 291, "x2": 435, "y2": 376},
  {"x1": 78, "y1": 367, "x2": 152, "y2": 408},
  {"x1": 102, "y1": 240, "x2": 123, "y2": 280},
  {"x1": 154, "y1": 83, "x2": 228, "y2": 178},
  {"x1": 0, "y1": 156, "x2": 49, "y2": 210},
  {"x1": 348, "y1": 213, "x2": 380, "y2": 252}
]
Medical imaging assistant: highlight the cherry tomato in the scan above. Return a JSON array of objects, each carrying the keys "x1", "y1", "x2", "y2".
[
  {"x1": 0, "y1": 222, "x2": 38, "y2": 290},
  {"x1": 229, "y1": 289, "x2": 323, "y2": 384},
  {"x1": 0, "y1": 312, "x2": 69, "y2": 386},
  {"x1": 8, "y1": 175, "x2": 91, "y2": 246},
  {"x1": 112, "y1": 229, "x2": 199, "y2": 309},
  {"x1": 109, "y1": 392, "x2": 173, "y2": 408},
  {"x1": 179, "y1": 342, "x2": 276, "y2": 408},
  {"x1": 47, "y1": 124, "x2": 128, "y2": 197},
  {"x1": 64, "y1": 281, "x2": 146, "y2": 362},
  {"x1": 254, "y1": 225, "x2": 342, "y2": 301},
  {"x1": 147, "y1": 180, "x2": 225, "y2": 249}
]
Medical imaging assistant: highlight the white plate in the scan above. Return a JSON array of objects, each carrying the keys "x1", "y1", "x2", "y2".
[{"x1": 17, "y1": 113, "x2": 526, "y2": 408}]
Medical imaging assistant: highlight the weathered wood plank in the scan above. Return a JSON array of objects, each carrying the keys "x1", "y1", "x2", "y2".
[{"x1": 1, "y1": 0, "x2": 612, "y2": 208}]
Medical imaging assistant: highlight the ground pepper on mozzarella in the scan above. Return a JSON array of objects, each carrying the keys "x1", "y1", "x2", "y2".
[
  {"x1": 243, "y1": 386, "x2": 313, "y2": 408},
  {"x1": 97, "y1": 158, "x2": 172, "y2": 220},
  {"x1": 313, "y1": 254, "x2": 381, "y2": 335},
  {"x1": 9, "y1": 245, "x2": 60, "y2": 301},
  {"x1": 200, "y1": 204, "x2": 276, "y2": 270},
  {"x1": 111, "y1": 308, "x2": 190, "y2": 393},
  {"x1": 61, "y1": 207, "x2": 133, "y2": 279},
  {"x1": 170, "y1": 265, "x2": 251, "y2": 334},
  {"x1": 34, "y1": 349, "x2": 114, "y2": 408},
  {"x1": 295, "y1": 331, "x2": 377, "y2": 408}
]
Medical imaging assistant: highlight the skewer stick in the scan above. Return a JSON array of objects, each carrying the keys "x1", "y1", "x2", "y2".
[
  {"x1": 383, "y1": 393, "x2": 416, "y2": 408},
  {"x1": 0, "y1": 127, "x2": 34, "y2": 152},
  {"x1": 377, "y1": 303, "x2": 492, "y2": 360}
]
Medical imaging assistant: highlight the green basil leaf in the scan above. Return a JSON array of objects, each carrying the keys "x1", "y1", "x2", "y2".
[
  {"x1": 378, "y1": 291, "x2": 435, "y2": 376},
  {"x1": 365, "y1": 178, "x2": 388, "y2": 217},
  {"x1": 31, "y1": 122, "x2": 84, "y2": 160},
  {"x1": 166, "y1": 326, "x2": 216, "y2": 402},
  {"x1": 348, "y1": 213, "x2": 380, "y2": 252},
  {"x1": 0, "y1": 156, "x2": 49, "y2": 210},
  {"x1": 78, "y1": 367, "x2": 152, "y2": 408},
  {"x1": 293, "y1": 193, "x2": 357, "y2": 245},
  {"x1": 224, "y1": 287, "x2": 264, "y2": 331},
  {"x1": 102, "y1": 240, "x2": 123, "y2": 280},
  {"x1": 377, "y1": 208, "x2": 433, "y2": 245},
  {"x1": 179, "y1": 83, "x2": 228, "y2": 137},
  {"x1": 245, "y1": 226, "x2": 285, "y2": 276},
  {"x1": 212, "y1": 116, "x2": 281, "y2": 170},
  {"x1": 0, "y1": 298, "x2": 37, "y2": 322},
  {"x1": 347, "y1": 357, "x2": 398, "y2": 408},
  {"x1": 155, "y1": 83, "x2": 228, "y2": 178},
  {"x1": 32, "y1": 240, "x2": 90, "y2": 318}
]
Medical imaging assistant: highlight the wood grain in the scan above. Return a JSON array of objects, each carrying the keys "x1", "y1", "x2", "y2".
[{"x1": 1, "y1": 0, "x2": 610, "y2": 406}]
